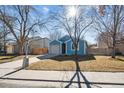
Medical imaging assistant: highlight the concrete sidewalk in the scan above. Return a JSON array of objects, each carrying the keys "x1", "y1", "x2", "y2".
[
  {"x1": 0, "y1": 57, "x2": 40, "y2": 77},
  {"x1": 0, "y1": 54, "x2": 57, "y2": 69},
  {"x1": 1, "y1": 70, "x2": 124, "y2": 88},
  {"x1": 0, "y1": 54, "x2": 57, "y2": 77},
  {"x1": 0, "y1": 55, "x2": 40, "y2": 77},
  {"x1": 0, "y1": 56, "x2": 40, "y2": 69}
]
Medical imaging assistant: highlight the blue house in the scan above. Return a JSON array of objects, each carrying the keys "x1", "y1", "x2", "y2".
[{"x1": 49, "y1": 35, "x2": 87, "y2": 55}]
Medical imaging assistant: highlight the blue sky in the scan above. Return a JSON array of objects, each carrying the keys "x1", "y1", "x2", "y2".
[{"x1": 34, "y1": 5, "x2": 97, "y2": 44}]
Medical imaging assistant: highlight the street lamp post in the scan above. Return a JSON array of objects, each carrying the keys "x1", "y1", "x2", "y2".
[
  {"x1": 22, "y1": 30, "x2": 39, "y2": 68},
  {"x1": 22, "y1": 40, "x2": 29, "y2": 68}
]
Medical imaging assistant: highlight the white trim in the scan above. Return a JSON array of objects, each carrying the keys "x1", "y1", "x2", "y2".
[
  {"x1": 49, "y1": 39, "x2": 62, "y2": 45},
  {"x1": 65, "y1": 39, "x2": 74, "y2": 55},
  {"x1": 57, "y1": 40, "x2": 62, "y2": 44},
  {"x1": 65, "y1": 39, "x2": 72, "y2": 55},
  {"x1": 65, "y1": 43, "x2": 67, "y2": 54},
  {"x1": 57, "y1": 39, "x2": 62, "y2": 55},
  {"x1": 65, "y1": 39, "x2": 71, "y2": 43},
  {"x1": 59, "y1": 42, "x2": 62, "y2": 54},
  {"x1": 84, "y1": 41, "x2": 86, "y2": 55},
  {"x1": 58, "y1": 39, "x2": 62, "y2": 54}
]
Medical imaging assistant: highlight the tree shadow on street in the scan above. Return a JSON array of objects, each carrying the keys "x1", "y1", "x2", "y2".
[
  {"x1": 65, "y1": 62, "x2": 92, "y2": 88},
  {"x1": 64, "y1": 55, "x2": 103, "y2": 88},
  {"x1": 37, "y1": 54, "x2": 97, "y2": 88}
]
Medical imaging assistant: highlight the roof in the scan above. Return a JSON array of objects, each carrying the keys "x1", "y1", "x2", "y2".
[
  {"x1": 29, "y1": 36, "x2": 50, "y2": 41},
  {"x1": 50, "y1": 35, "x2": 87, "y2": 45},
  {"x1": 58, "y1": 35, "x2": 71, "y2": 43},
  {"x1": 50, "y1": 40, "x2": 61, "y2": 45},
  {"x1": 6, "y1": 42, "x2": 17, "y2": 46}
]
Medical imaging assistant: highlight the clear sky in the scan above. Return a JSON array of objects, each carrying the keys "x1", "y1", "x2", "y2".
[{"x1": 34, "y1": 5, "x2": 98, "y2": 44}]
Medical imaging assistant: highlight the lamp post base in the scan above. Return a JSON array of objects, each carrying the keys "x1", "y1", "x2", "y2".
[{"x1": 22, "y1": 57, "x2": 29, "y2": 68}]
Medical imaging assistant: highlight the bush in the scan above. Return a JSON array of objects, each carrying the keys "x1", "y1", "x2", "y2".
[{"x1": 115, "y1": 52, "x2": 122, "y2": 55}]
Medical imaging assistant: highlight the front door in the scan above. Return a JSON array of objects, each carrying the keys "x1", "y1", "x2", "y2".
[{"x1": 62, "y1": 43, "x2": 66, "y2": 54}]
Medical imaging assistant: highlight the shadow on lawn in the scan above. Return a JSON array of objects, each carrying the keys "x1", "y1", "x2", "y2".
[
  {"x1": 37, "y1": 54, "x2": 96, "y2": 62},
  {"x1": 0, "y1": 56, "x2": 16, "y2": 60},
  {"x1": 116, "y1": 58, "x2": 124, "y2": 62},
  {"x1": 64, "y1": 57, "x2": 102, "y2": 88},
  {"x1": 37, "y1": 54, "x2": 96, "y2": 88}
]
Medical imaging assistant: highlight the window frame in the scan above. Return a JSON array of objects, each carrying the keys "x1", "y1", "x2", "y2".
[{"x1": 71, "y1": 42, "x2": 79, "y2": 51}]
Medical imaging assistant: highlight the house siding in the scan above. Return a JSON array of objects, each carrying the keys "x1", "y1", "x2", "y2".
[
  {"x1": 66, "y1": 40, "x2": 85, "y2": 55},
  {"x1": 29, "y1": 38, "x2": 50, "y2": 54}
]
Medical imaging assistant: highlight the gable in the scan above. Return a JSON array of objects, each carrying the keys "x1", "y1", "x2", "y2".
[
  {"x1": 50, "y1": 40, "x2": 61, "y2": 45},
  {"x1": 58, "y1": 35, "x2": 70, "y2": 43}
]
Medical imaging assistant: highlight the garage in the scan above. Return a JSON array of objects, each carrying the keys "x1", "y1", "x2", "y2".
[{"x1": 49, "y1": 40, "x2": 61, "y2": 55}]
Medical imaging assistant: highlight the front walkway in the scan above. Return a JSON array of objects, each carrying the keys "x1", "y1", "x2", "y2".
[{"x1": 0, "y1": 70, "x2": 124, "y2": 88}]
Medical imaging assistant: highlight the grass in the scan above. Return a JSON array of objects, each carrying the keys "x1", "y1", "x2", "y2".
[
  {"x1": 27, "y1": 55, "x2": 124, "y2": 72},
  {"x1": 0, "y1": 55, "x2": 35, "y2": 64}
]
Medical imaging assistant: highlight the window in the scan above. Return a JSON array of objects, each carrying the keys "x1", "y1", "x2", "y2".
[{"x1": 72, "y1": 42, "x2": 79, "y2": 50}]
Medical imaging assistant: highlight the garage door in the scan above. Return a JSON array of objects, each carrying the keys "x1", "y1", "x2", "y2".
[{"x1": 50, "y1": 45, "x2": 60, "y2": 54}]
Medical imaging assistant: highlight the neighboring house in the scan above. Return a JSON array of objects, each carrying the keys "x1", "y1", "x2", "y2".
[
  {"x1": 28, "y1": 36, "x2": 50, "y2": 54},
  {"x1": 97, "y1": 32, "x2": 112, "y2": 49},
  {"x1": 88, "y1": 44, "x2": 97, "y2": 49},
  {"x1": 6, "y1": 42, "x2": 18, "y2": 54},
  {"x1": 96, "y1": 31, "x2": 124, "y2": 55},
  {"x1": 5, "y1": 36, "x2": 50, "y2": 55},
  {"x1": 49, "y1": 35, "x2": 87, "y2": 55},
  {"x1": 88, "y1": 42, "x2": 124, "y2": 55},
  {"x1": 29, "y1": 36, "x2": 49, "y2": 49}
]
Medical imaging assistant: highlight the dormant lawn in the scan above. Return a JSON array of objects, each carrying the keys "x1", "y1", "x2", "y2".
[{"x1": 27, "y1": 55, "x2": 124, "y2": 72}]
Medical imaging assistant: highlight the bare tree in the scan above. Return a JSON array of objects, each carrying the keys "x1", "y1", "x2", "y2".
[
  {"x1": 0, "y1": 5, "x2": 43, "y2": 55},
  {"x1": 51, "y1": 5, "x2": 92, "y2": 88},
  {"x1": 93, "y1": 5, "x2": 124, "y2": 58},
  {"x1": 0, "y1": 22, "x2": 10, "y2": 55},
  {"x1": 97, "y1": 31, "x2": 113, "y2": 48},
  {"x1": 48, "y1": 28, "x2": 63, "y2": 41},
  {"x1": 97, "y1": 31, "x2": 124, "y2": 49}
]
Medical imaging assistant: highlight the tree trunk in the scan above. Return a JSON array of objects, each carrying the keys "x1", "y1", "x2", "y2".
[
  {"x1": 74, "y1": 47, "x2": 81, "y2": 88},
  {"x1": 112, "y1": 37, "x2": 116, "y2": 58},
  {"x1": 3, "y1": 41, "x2": 6, "y2": 56},
  {"x1": 75, "y1": 49, "x2": 80, "y2": 71},
  {"x1": 18, "y1": 42, "x2": 24, "y2": 55},
  {"x1": 112, "y1": 46, "x2": 116, "y2": 58},
  {"x1": 74, "y1": 45, "x2": 80, "y2": 71}
]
